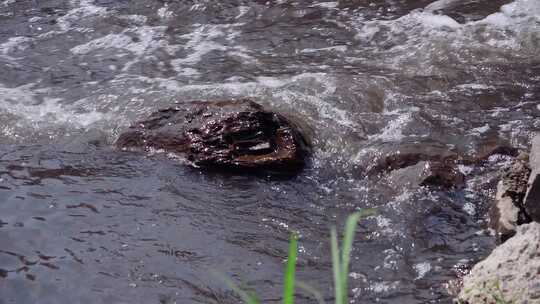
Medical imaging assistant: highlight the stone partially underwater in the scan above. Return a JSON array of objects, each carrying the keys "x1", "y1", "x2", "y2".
[
  {"x1": 490, "y1": 134, "x2": 540, "y2": 241},
  {"x1": 425, "y1": 0, "x2": 513, "y2": 23},
  {"x1": 489, "y1": 153, "x2": 531, "y2": 242},
  {"x1": 115, "y1": 99, "x2": 310, "y2": 175}
]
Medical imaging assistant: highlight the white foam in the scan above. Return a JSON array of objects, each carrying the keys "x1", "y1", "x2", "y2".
[
  {"x1": 273, "y1": 73, "x2": 360, "y2": 130},
  {"x1": 478, "y1": 1, "x2": 539, "y2": 38},
  {"x1": 301, "y1": 45, "x2": 347, "y2": 53},
  {"x1": 132, "y1": 72, "x2": 359, "y2": 137},
  {"x1": 1, "y1": 0, "x2": 15, "y2": 6},
  {"x1": 0, "y1": 84, "x2": 110, "y2": 130},
  {"x1": 373, "y1": 215, "x2": 399, "y2": 237},
  {"x1": 469, "y1": 124, "x2": 490, "y2": 134},
  {"x1": 456, "y1": 83, "x2": 495, "y2": 90},
  {"x1": 369, "y1": 281, "x2": 399, "y2": 293},
  {"x1": 119, "y1": 14, "x2": 148, "y2": 26},
  {"x1": 170, "y1": 24, "x2": 256, "y2": 73},
  {"x1": 492, "y1": 0, "x2": 540, "y2": 23},
  {"x1": 351, "y1": 0, "x2": 540, "y2": 75},
  {"x1": 462, "y1": 202, "x2": 476, "y2": 216},
  {"x1": 57, "y1": 0, "x2": 109, "y2": 32},
  {"x1": 71, "y1": 33, "x2": 134, "y2": 55},
  {"x1": 380, "y1": 249, "x2": 399, "y2": 270},
  {"x1": 176, "y1": 68, "x2": 200, "y2": 77},
  {"x1": 413, "y1": 12, "x2": 461, "y2": 29},
  {"x1": 189, "y1": 3, "x2": 206, "y2": 11},
  {"x1": 255, "y1": 76, "x2": 289, "y2": 88},
  {"x1": 424, "y1": 0, "x2": 458, "y2": 12},
  {"x1": 414, "y1": 262, "x2": 432, "y2": 279},
  {"x1": 426, "y1": 0, "x2": 540, "y2": 28},
  {"x1": 368, "y1": 111, "x2": 413, "y2": 141},
  {"x1": 481, "y1": 12, "x2": 513, "y2": 27},
  {"x1": 70, "y1": 25, "x2": 179, "y2": 73},
  {"x1": 28, "y1": 17, "x2": 42, "y2": 23},
  {"x1": 355, "y1": 25, "x2": 380, "y2": 42},
  {"x1": 174, "y1": 40, "x2": 226, "y2": 65},
  {"x1": 157, "y1": 4, "x2": 174, "y2": 20},
  {"x1": 0, "y1": 36, "x2": 33, "y2": 56},
  {"x1": 0, "y1": 83, "x2": 37, "y2": 104},
  {"x1": 19, "y1": 98, "x2": 105, "y2": 127},
  {"x1": 73, "y1": 25, "x2": 175, "y2": 56},
  {"x1": 310, "y1": 2, "x2": 338, "y2": 9},
  {"x1": 458, "y1": 164, "x2": 474, "y2": 175},
  {"x1": 236, "y1": 6, "x2": 251, "y2": 19}
]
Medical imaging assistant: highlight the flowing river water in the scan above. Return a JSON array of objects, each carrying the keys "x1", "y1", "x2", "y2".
[{"x1": 0, "y1": 0, "x2": 539, "y2": 303}]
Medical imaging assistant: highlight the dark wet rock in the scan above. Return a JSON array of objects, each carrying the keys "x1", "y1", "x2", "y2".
[
  {"x1": 489, "y1": 153, "x2": 531, "y2": 242},
  {"x1": 115, "y1": 99, "x2": 309, "y2": 174},
  {"x1": 363, "y1": 145, "x2": 458, "y2": 177},
  {"x1": 377, "y1": 153, "x2": 437, "y2": 173},
  {"x1": 419, "y1": 162, "x2": 466, "y2": 189},
  {"x1": 388, "y1": 161, "x2": 465, "y2": 189},
  {"x1": 364, "y1": 143, "x2": 519, "y2": 178},
  {"x1": 524, "y1": 135, "x2": 540, "y2": 222},
  {"x1": 469, "y1": 144, "x2": 519, "y2": 164},
  {"x1": 458, "y1": 222, "x2": 540, "y2": 304},
  {"x1": 426, "y1": 0, "x2": 512, "y2": 24},
  {"x1": 338, "y1": 0, "x2": 436, "y2": 20}
]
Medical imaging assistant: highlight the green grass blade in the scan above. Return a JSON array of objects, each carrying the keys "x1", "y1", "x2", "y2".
[
  {"x1": 283, "y1": 233, "x2": 298, "y2": 304},
  {"x1": 330, "y1": 227, "x2": 342, "y2": 304},
  {"x1": 357, "y1": 208, "x2": 377, "y2": 218},
  {"x1": 340, "y1": 213, "x2": 361, "y2": 304},
  {"x1": 246, "y1": 290, "x2": 261, "y2": 304},
  {"x1": 297, "y1": 281, "x2": 326, "y2": 304},
  {"x1": 211, "y1": 270, "x2": 260, "y2": 304}
]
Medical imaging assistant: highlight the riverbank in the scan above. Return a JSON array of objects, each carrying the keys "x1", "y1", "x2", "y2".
[{"x1": 458, "y1": 134, "x2": 540, "y2": 303}]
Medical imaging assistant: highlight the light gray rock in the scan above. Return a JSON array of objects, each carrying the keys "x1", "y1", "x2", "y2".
[
  {"x1": 524, "y1": 135, "x2": 540, "y2": 222},
  {"x1": 458, "y1": 222, "x2": 540, "y2": 304},
  {"x1": 490, "y1": 180, "x2": 521, "y2": 239},
  {"x1": 489, "y1": 154, "x2": 531, "y2": 242}
]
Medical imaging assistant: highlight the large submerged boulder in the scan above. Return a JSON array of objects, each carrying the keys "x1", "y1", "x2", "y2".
[
  {"x1": 360, "y1": 145, "x2": 465, "y2": 189},
  {"x1": 115, "y1": 99, "x2": 310, "y2": 174},
  {"x1": 426, "y1": 0, "x2": 513, "y2": 24},
  {"x1": 363, "y1": 145, "x2": 459, "y2": 177},
  {"x1": 458, "y1": 222, "x2": 540, "y2": 304},
  {"x1": 387, "y1": 160, "x2": 465, "y2": 189}
]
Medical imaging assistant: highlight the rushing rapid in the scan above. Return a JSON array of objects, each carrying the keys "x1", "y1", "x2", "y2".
[{"x1": 0, "y1": 0, "x2": 539, "y2": 303}]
